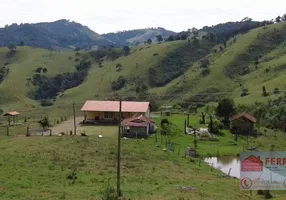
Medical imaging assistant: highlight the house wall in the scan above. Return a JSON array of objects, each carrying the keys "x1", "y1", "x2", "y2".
[
  {"x1": 130, "y1": 126, "x2": 147, "y2": 135},
  {"x1": 86, "y1": 111, "x2": 100, "y2": 120},
  {"x1": 231, "y1": 118, "x2": 254, "y2": 135},
  {"x1": 146, "y1": 107, "x2": 150, "y2": 117},
  {"x1": 85, "y1": 111, "x2": 146, "y2": 120}
]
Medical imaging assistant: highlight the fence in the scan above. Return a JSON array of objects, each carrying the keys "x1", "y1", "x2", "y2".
[
  {"x1": 27, "y1": 127, "x2": 52, "y2": 136},
  {"x1": 0, "y1": 124, "x2": 26, "y2": 136}
]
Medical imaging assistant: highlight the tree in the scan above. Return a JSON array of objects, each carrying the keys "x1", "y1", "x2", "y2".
[
  {"x1": 156, "y1": 35, "x2": 163, "y2": 43},
  {"x1": 166, "y1": 35, "x2": 174, "y2": 42},
  {"x1": 147, "y1": 39, "x2": 152, "y2": 44},
  {"x1": 283, "y1": 14, "x2": 286, "y2": 21},
  {"x1": 116, "y1": 63, "x2": 123, "y2": 72},
  {"x1": 241, "y1": 17, "x2": 252, "y2": 22},
  {"x1": 7, "y1": 44, "x2": 16, "y2": 51},
  {"x1": 181, "y1": 34, "x2": 187, "y2": 40},
  {"x1": 273, "y1": 87, "x2": 280, "y2": 94},
  {"x1": 262, "y1": 85, "x2": 269, "y2": 97},
  {"x1": 74, "y1": 47, "x2": 81, "y2": 51},
  {"x1": 35, "y1": 67, "x2": 42, "y2": 73},
  {"x1": 216, "y1": 98, "x2": 236, "y2": 126},
  {"x1": 123, "y1": 46, "x2": 130, "y2": 56},
  {"x1": 191, "y1": 28, "x2": 199, "y2": 38},
  {"x1": 141, "y1": 84, "x2": 148, "y2": 92},
  {"x1": 200, "y1": 112, "x2": 206, "y2": 124},
  {"x1": 276, "y1": 16, "x2": 282, "y2": 23},
  {"x1": 254, "y1": 60, "x2": 259, "y2": 69},
  {"x1": 223, "y1": 41, "x2": 227, "y2": 48},
  {"x1": 200, "y1": 59, "x2": 210, "y2": 68},
  {"x1": 135, "y1": 86, "x2": 141, "y2": 94},
  {"x1": 38, "y1": 117, "x2": 50, "y2": 131}
]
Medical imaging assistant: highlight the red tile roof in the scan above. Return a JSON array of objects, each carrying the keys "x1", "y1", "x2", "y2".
[
  {"x1": 122, "y1": 121, "x2": 149, "y2": 127},
  {"x1": 121, "y1": 115, "x2": 154, "y2": 127},
  {"x1": 3, "y1": 111, "x2": 20, "y2": 116},
  {"x1": 231, "y1": 113, "x2": 256, "y2": 123},
  {"x1": 81, "y1": 100, "x2": 150, "y2": 113}
]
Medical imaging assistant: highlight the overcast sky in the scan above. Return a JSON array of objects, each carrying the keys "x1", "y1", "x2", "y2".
[{"x1": 1, "y1": 0, "x2": 285, "y2": 34}]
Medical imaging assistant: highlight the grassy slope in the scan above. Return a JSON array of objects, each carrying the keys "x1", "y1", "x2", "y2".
[
  {"x1": 0, "y1": 47, "x2": 76, "y2": 110},
  {"x1": 0, "y1": 42, "x2": 184, "y2": 117},
  {"x1": 0, "y1": 114, "x2": 286, "y2": 199},
  {"x1": 151, "y1": 22, "x2": 286, "y2": 105},
  {"x1": 54, "y1": 41, "x2": 184, "y2": 107},
  {"x1": 1, "y1": 22, "x2": 286, "y2": 116}
]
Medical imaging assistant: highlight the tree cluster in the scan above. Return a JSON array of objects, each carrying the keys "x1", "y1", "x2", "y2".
[
  {"x1": 148, "y1": 37, "x2": 215, "y2": 87},
  {"x1": 225, "y1": 26, "x2": 286, "y2": 78},
  {"x1": 31, "y1": 59, "x2": 92, "y2": 101},
  {"x1": 111, "y1": 76, "x2": 127, "y2": 91},
  {"x1": 0, "y1": 66, "x2": 9, "y2": 84}
]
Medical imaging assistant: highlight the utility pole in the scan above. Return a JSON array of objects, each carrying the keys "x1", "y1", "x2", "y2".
[
  {"x1": 73, "y1": 103, "x2": 76, "y2": 135},
  {"x1": 117, "y1": 98, "x2": 122, "y2": 197}
]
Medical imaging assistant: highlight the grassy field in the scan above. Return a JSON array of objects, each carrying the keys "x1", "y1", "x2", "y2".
[{"x1": 0, "y1": 114, "x2": 286, "y2": 199}]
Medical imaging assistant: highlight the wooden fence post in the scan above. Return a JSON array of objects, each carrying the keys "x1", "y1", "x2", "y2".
[
  {"x1": 184, "y1": 119, "x2": 187, "y2": 134},
  {"x1": 228, "y1": 168, "x2": 232, "y2": 176},
  {"x1": 26, "y1": 126, "x2": 30, "y2": 137},
  {"x1": 6, "y1": 125, "x2": 9, "y2": 136}
]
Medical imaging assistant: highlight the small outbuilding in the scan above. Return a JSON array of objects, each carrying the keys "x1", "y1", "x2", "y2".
[
  {"x1": 121, "y1": 115, "x2": 156, "y2": 138},
  {"x1": 3, "y1": 111, "x2": 20, "y2": 126},
  {"x1": 230, "y1": 113, "x2": 256, "y2": 135}
]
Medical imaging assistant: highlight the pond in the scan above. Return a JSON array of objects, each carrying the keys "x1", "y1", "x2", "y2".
[{"x1": 204, "y1": 156, "x2": 240, "y2": 178}]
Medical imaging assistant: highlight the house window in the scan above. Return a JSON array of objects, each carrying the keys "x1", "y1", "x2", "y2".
[{"x1": 104, "y1": 112, "x2": 114, "y2": 119}]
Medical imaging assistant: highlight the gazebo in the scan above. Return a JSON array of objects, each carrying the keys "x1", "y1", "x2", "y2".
[{"x1": 3, "y1": 111, "x2": 20, "y2": 126}]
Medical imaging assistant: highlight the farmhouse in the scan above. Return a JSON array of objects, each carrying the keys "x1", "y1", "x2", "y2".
[
  {"x1": 81, "y1": 100, "x2": 151, "y2": 123},
  {"x1": 121, "y1": 115, "x2": 156, "y2": 138},
  {"x1": 230, "y1": 113, "x2": 256, "y2": 135}
]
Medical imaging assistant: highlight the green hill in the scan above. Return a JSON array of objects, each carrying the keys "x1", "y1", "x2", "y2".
[
  {"x1": 1, "y1": 22, "x2": 286, "y2": 117},
  {"x1": 0, "y1": 20, "x2": 113, "y2": 50},
  {"x1": 102, "y1": 28, "x2": 176, "y2": 46}
]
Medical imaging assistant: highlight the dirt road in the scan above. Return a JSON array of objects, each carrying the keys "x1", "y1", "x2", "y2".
[{"x1": 48, "y1": 117, "x2": 83, "y2": 135}]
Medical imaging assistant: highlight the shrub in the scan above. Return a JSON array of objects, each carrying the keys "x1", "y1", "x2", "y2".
[
  {"x1": 273, "y1": 88, "x2": 280, "y2": 94},
  {"x1": 200, "y1": 59, "x2": 210, "y2": 68},
  {"x1": 101, "y1": 186, "x2": 117, "y2": 200},
  {"x1": 241, "y1": 88, "x2": 249, "y2": 97},
  {"x1": 111, "y1": 76, "x2": 127, "y2": 91},
  {"x1": 201, "y1": 68, "x2": 210, "y2": 76},
  {"x1": 35, "y1": 67, "x2": 42, "y2": 73},
  {"x1": 265, "y1": 68, "x2": 270, "y2": 73},
  {"x1": 41, "y1": 99, "x2": 53, "y2": 107}
]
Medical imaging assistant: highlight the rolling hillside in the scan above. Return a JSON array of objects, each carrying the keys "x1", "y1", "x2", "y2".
[
  {"x1": 0, "y1": 19, "x2": 113, "y2": 50},
  {"x1": 0, "y1": 22, "x2": 286, "y2": 117},
  {"x1": 102, "y1": 28, "x2": 176, "y2": 46}
]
